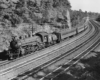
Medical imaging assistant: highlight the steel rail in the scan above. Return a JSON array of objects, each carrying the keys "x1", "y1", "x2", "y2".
[
  {"x1": 26, "y1": 21, "x2": 98, "y2": 80},
  {"x1": 13, "y1": 22, "x2": 96, "y2": 80},
  {"x1": 40, "y1": 20, "x2": 100, "y2": 80},
  {"x1": 0, "y1": 24, "x2": 88, "y2": 67},
  {"x1": 0, "y1": 22, "x2": 92, "y2": 80},
  {"x1": 0, "y1": 23, "x2": 90, "y2": 67}
]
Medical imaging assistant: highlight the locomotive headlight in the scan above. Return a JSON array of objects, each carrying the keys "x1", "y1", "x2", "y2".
[
  {"x1": 5, "y1": 47, "x2": 8, "y2": 51},
  {"x1": 18, "y1": 42, "x2": 21, "y2": 45}
]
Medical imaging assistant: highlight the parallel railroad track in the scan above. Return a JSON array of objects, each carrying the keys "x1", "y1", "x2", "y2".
[
  {"x1": 0, "y1": 20, "x2": 96, "y2": 80},
  {"x1": 0, "y1": 22, "x2": 90, "y2": 66},
  {"x1": 0, "y1": 25, "x2": 88, "y2": 67},
  {"x1": 39, "y1": 20, "x2": 100, "y2": 80},
  {"x1": 12, "y1": 20, "x2": 99, "y2": 80},
  {"x1": 40, "y1": 20, "x2": 100, "y2": 80}
]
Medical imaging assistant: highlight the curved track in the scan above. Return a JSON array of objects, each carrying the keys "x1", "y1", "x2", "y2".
[
  {"x1": 0, "y1": 22, "x2": 89, "y2": 66},
  {"x1": 0, "y1": 19, "x2": 96, "y2": 80},
  {"x1": 0, "y1": 24, "x2": 88, "y2": 67},
  {"x1": 11, "y1": 20, "x2": 100, "y2": 80},
  {"x1": 0, "y1": 24, "x2": 90, "y2": 80},
  {"x1": 40, "y1": 20, "x2": 100, "y2": 80},
  {"x1": 39, "y1": 20, "x2": 100, "y2": 80}
]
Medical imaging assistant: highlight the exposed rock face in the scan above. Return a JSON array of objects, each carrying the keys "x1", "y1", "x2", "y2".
[{"x1": 67, "y1": 9, "x2": 71, "y2": 29}]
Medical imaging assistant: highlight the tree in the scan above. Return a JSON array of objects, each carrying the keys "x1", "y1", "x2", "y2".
[{"x1": 96, "y1": 15, "x2": 100, "y2": 22}]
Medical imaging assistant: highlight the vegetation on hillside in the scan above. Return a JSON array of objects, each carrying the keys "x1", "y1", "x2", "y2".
[
  {"x1": 0, "y1": 0, "x2": 71, "y2": 28},
  {"x1": 0, "y1": 0, "x2": 99, "y2": 51},
  {"x1": 71, "y1": 9, "x2": 99, "y2": 27},
  {"x1": 96, "y1": 15, "x2": 100, "y2": 22},
  {"x1": 0, "y1": 1, "x2": 100, "y2": 79},
  {"x1": 0, "y1": 0, "x2": 71, "y2": 51}
]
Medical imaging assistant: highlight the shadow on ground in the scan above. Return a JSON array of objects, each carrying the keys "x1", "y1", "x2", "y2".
[{"x1": 0, "y1": 50, "x2": 8, "y2": 60}]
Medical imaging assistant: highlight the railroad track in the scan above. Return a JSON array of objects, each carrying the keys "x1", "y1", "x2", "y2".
[
  {"x1": 39, "y1": 20, "x2": 100, "y2": 80},
  {"x1": 41, "y1": 20, "x2": 100, "y2": 80},
  {"x1": 0, "y1": 24, "x2": 88, "y2": 67},
  {"x1": 0, "y1": 21, "x2": 90, "y2": 66},
  {"x1": 0, "y1": 20, "x2": 88, "y2": 67},
  {"x1": 12, "y1": 20, "x2": 99, "y2": 80},
  {"x1": 0, "y1": 20, "x2": 93, "y2": 80}
]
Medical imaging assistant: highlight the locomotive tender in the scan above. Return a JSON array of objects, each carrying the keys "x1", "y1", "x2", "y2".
[{"x1": 6, "y1": 25, "x2": 87, "y2": 60}]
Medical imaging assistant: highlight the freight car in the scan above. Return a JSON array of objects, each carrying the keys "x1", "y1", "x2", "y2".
[{"x1": 6, "y1": 25, "x2": 87, "y2": 60}]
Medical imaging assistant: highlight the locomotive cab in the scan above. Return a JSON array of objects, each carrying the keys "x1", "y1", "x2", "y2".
[
  {"x1": 35, "y1": 32, "x2": 49, "y2": 47},
  {"x1": 35, "y1": 32, "x2": 58, "y2": 47},
  {"x1": 52, "y1": 32, "x2": 61, "y2": 43}
]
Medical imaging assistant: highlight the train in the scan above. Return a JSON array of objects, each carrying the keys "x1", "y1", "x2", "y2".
[{"x1": 4, "y1": 25, "x2": 87, "y2": 60}]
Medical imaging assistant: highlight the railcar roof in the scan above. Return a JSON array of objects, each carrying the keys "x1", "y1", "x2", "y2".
[{"x1": 36, "y1": 32, "x2": 48, "y2": 36}]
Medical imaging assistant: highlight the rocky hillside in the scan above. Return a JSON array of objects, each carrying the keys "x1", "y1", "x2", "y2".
[{"x1": 0, "y1": 0, "x2": 72, "y2": 51}]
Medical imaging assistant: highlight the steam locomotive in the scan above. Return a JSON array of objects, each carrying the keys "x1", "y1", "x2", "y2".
[{"x1": 6, "y1": 25, "x2": 87, "y2": 60}]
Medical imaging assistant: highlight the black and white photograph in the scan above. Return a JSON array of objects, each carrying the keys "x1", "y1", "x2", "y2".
[{"x1": 0, "y1": 0, "x2": 100, "y2": 80}]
